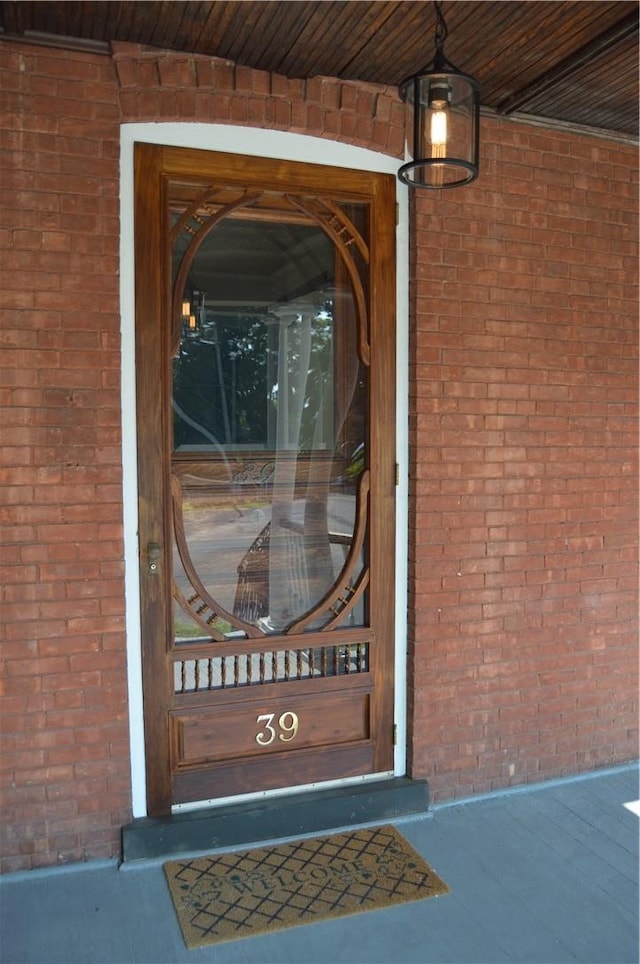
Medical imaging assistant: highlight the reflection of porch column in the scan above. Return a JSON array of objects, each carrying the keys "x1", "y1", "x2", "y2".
[
  {"x1": 265, "y1": 304, "x2": 313, "y2": 630},
  {"x1": 276, "y1": 312, "x2": 292, "y2": 449},
  {"x1": 265, "y1": 317, "x2": 278, "y2": 450},
  {"x1": 267, "y1": 307, "x2": 313, "y2": 449}
]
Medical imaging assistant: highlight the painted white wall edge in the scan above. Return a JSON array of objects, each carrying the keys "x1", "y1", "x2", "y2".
[{"x1": 119, "y1": 122, "x2": 409, "y2": 819}]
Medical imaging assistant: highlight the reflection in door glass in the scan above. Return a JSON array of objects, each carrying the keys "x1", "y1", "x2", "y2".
[
  {"x1": 173, "y1": 304, "x2": 336, "y2": 452},
  {"x1": 171, "y1": 199, "x2": 369, "y2": 638}
]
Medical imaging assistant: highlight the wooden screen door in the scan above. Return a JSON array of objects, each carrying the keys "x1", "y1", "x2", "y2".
[{"x1": 134, "y1": 143, "x2": 396, "y2": 816}]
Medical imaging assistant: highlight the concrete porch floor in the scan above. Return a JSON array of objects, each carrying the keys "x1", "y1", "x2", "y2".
[{"x1": 1, "y1": 764, "x2": 637, "y2": 964}]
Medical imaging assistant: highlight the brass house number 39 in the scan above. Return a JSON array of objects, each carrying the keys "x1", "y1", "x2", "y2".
[{"x1": 255, "y1": 711, "x2": 299, "y2": 747}]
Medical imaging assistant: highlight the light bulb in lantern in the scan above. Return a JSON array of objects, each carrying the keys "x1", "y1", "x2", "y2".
[
  {"x1": 429, "y1": 80, "x2": 450, "y2": 160},
  {"x1": 430, "y1": 106, "x2": 448, "y2": 158}
]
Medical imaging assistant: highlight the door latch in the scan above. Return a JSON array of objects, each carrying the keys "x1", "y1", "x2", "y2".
[{"x1": 147, "y1": 542, "x2": 161, "y2": 575}]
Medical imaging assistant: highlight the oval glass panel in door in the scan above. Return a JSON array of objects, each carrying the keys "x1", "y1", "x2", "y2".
[{"x1": 170, "y1": 190, "x2": 369, "y2": 643}]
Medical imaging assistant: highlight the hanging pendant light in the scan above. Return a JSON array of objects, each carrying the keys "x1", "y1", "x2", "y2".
[{"x1": 398, "y1": 0, "x2": 480, "y2": 189}]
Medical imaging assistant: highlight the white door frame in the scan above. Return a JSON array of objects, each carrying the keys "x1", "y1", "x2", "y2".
[{"x1": 119, "y1": 123, "x2": 409, "y2": 817}]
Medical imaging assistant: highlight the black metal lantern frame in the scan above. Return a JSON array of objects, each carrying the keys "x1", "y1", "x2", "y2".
[{"x1": 398, "y1": 1, "x2": 480, "y2": 189}]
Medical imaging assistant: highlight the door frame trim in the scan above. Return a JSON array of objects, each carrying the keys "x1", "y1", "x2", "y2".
[{"x1": 120, "y1": 123, "x2": 409, "y2": 818}]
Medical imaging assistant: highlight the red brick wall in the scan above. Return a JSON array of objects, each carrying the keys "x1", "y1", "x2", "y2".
[
  {"x1": 408, "y1": 118, "x2": 639, "y2": 800},
  {"x1": 0, "y1": 40, "x2": 404, "y2": 872},
  {"x1": 0, "y1": 38, "x2": 637, "y2": 870},
  {"x1": 0, "y1": 42, "x2": 131, "y2": 872}
]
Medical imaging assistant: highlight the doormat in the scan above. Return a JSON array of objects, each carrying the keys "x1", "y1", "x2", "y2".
[{"x1": 164, "y1": 824, "x2": 449, "y2": 948}]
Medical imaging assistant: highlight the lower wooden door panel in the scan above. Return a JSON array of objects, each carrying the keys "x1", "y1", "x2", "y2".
[{"x1": 170, "y1": 676, "x2": 374, "y2": 802}]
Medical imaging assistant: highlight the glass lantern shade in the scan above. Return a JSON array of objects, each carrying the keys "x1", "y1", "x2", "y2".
[{"x1": 399, "y1": 68, "x2": 480, "y2": 189}]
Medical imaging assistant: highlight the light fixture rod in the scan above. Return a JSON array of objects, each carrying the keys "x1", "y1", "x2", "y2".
[{"x1": 434, "y1": 1, "x2": 447, "y2": 60}]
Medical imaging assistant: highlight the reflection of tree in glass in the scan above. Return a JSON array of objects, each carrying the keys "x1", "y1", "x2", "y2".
[
  {"x1": 173, "y1": 315, "x2": 271, "y2": 448},
  {"x1": 173, "y1": 303, "x2": 335, "y2": 452}
]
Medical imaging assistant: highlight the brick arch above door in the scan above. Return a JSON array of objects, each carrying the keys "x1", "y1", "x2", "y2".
[{"x1": 110, "y1": 41, "x2": 406, "y2": 158}]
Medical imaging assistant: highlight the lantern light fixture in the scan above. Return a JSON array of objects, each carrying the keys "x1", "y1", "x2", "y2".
[{"x1": 398, "y1": 0, "x2": 480, "y2": 189}]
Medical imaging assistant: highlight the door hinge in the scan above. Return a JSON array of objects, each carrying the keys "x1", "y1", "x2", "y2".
[
  {"x1": 395, "y1": 202, "x2": 400, "y2": 225},
  {"x1": 395, "y1": 463, "x2": 400, "y2": 486},
  {"x1": 393, "y1": 723, "x2": 398, "y2": 746}
]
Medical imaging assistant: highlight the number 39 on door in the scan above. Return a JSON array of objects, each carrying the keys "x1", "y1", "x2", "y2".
[{"x1": 255, "y1": 711, "x2": 299, "y2": 747}]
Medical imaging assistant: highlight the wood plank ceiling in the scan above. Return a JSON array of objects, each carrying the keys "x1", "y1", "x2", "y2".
[{"x1": 1, "y1": 1, "x2": 638, "y2": 137}]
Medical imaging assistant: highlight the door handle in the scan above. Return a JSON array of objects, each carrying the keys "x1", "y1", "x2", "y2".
[{"x1": 147, "y1": 542, "x2": 161, "y2": 575}]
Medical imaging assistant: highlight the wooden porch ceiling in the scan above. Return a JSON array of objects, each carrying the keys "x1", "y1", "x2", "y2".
[{"x1": 1, "y1": 1, "x2": 638, "y2": 138}]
